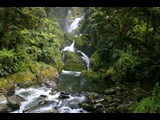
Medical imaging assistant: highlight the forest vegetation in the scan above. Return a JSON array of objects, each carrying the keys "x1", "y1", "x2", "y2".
[{"x1": 0, "y1": 7, "x2": 160, "y2": 113}]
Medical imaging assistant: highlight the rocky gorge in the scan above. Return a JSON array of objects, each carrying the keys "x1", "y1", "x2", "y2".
[{"x1": 0, "y1": 7, "x2": 158, "y2": 113}]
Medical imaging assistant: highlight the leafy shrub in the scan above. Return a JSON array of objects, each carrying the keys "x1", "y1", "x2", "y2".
[
  {"x1": 0, "y1": 49, "x2": 20, "y2": 76},
  {"x1": 130, "y1": 83, "x2": 160, "y2": 113}
]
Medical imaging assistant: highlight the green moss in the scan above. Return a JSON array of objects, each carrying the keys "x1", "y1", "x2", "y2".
[
  {"x1": 129, "y1": 83, "x2": 160, "y2": 113},
  {"x1": 63, "y1": 51, "x2": 86, "y2": 71},
  {"x1": 75, "y1": 35, "x2": 88, "y2": 47},
  {"x1": 90, "y1": 51, "x2": 107, "y2": 71},
  {"x1": 0, "y1": 62, "x2": 59, "y2": 94},
  {"x1": 64, "y1": 32, "x2": 75, "y2": 46},
  {"x1": 75, "y1": 35, "x2": 94, "y2": 57}
]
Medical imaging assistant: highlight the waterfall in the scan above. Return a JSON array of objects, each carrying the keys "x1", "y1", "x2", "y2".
[
  {"x1": 61, "y1": 16, "x2": 90, "y2": 70},
  {"x1": 77, "y1": 50, "x2": 90, "y2": 70},
  {"x1": 61, "y1": 40, "x2": 75, "y2": 52},
  {"x1": 68, "y1": 17, "x2": 82, "y2": 33},
  {"x1": 8, "y1": 15, "x2": 90, "y2": 113}
]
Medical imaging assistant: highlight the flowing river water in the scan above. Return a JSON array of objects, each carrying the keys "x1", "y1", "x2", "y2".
[{"x1": 4, "y1": 16, "x2": 90, "y2": 113}]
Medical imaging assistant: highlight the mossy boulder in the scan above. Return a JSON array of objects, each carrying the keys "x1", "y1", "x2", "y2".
[
  {"x1": 0, "y1": 104, "x2": 12, "y2": 113},
  {"x1": 0, "y1": 62, "x2": 59, "y2": 94},
  {"x1": 79, "y1": 103, "x2": 93, "y2": 111},
  {"x1": 75, "y1": 34, "x2": 95, "y2": 57},
  {"x1": 63, "y1": 51, "x2": 86, "y2": 71},
  {"x1": 7, "y1": 95, "x2": 25, "y2": 110},
  {"x1": 130, "y1": 87, "x2": 147, "y2": 101}
]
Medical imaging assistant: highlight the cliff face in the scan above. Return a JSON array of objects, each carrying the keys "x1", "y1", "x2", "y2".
[{"x1": 45, "y1": 7, "x2": 70, "y2": 32}]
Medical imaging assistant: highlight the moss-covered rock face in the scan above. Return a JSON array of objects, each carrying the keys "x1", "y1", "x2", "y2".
[
  {"x1": 63, "y1": 51, "x2": 86, "y2": 71},
  {"x1": 0, "y1": 62, "x2": 59, "y2": 94},
  {"x1": 75, "y1": 35, "x2": 95, "y2": 57},
  {"x1": 63, "y1": 32, "x2": 75, "y2": 47}
]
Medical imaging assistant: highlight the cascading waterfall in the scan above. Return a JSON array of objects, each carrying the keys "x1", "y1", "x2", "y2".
[
  {"x1": 62, "y1": 16, "x2": 90, "y2": 70},
  {"x1": 7, "y1": 16, "x2": 90, "y2": 113},
  {"x1": 68, "y1": 17, "x2": 82, "y2": 33},
  {"x1": 61, "y1": 40, "x2": 75, "y2": 52},
  {"x1": 77, "y1": 50, "x2": 90, "y2": 70}
]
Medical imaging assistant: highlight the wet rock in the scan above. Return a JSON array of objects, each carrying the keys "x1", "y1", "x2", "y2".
[
  {"x1": 113, "y1": 98, "x2": 121, "y2": 103},
  {"x1": 39, "y1": 95, "x2": 47, "y2": 99},
  {"x1": 42, "y1": 109, "x2": 59, "y2": 113},
  {"x1": 95, "y1": 98, "x2": 104, "y2": 103},
  {"x1": 38, "y1": 100, "x2": 47, "y2": 105},
  {"x1": 116, "y1": 103, "x2": 132, "y2": 113},
  {"x1": 58, "y1": 94, "x2": 70, "y2": 99},
  {"x1": 23, "y1": 99, "x2": 44, "y2": 113},
  {"x1": 93, "y1": 103, "x2": 103, "y2": 109},
  {"x1": 7, "y1": 87, "x2": 15, "y2": 96},
  {"x1": 44, "y1": 81, "x2": 57, "y2": 88},
  {"x1": 49, "y1": 90, "x2": 57, "y2": 95},
  {"x1": 79, "y1": 110, "x2": 84, "y2": 113},
  {"x1": 115, "y1": 87, "x2": 121, "y2": 91},
  {"x1": 7, "y1": 95, "x2": 25, "y2": 109},
  {"x1": 79, "y1": 103, "x2": 93, "y2": 111},
  {"x1": 104, "y1": 89, "x2": 116, "y2": 95},
  {"x1": 95, "y1": 107, "x2": 106, "y2": 113},
  {"x1": 0, "y1": 95, "x2": 6, "y2": 103},
  {"x1": 71, "y1": 93, "x2": 82, "y2": 97},
  {"x1": 108, "y1": 102, "x2": 120, "y2": 107},
  {"x1": 131, "y1": 87, "x2": 146, "y2": 101},
  {"x1": 0, "y1": 104, "x2": 12, "y2": 113},
  {"x1": 69, "y1": 103, "x2": 79, "y2": 109},
  {"x1": 105, "y1": 106, "x2": 116, "y2": 113},
  {"x1": 88, "y1": 92, "x2": 100, "y2": 101},
  {"x1": 104, "y1": 96, "x2": 113, "y2": 103},
  {"x1": 60, "y1": 91, "x2": 70, "y2": 96}
]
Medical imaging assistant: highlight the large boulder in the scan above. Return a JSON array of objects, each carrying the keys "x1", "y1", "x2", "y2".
[
  {"x1": 0, "y1": 95, "x2": 6, "y2": 103},
  {"x1": 44, "y1": 80, "x2": 57, "y2": 88},
  {"x1": 0, "y1": 104, "x2": 12, "y2": 113},
  {"x1": 79, "y1": 103, "x2": 93, "y2": 111},
  {"x1": 131, "y1": 87, "x2": 147, "y2": 101},
  {"x1": 58, "y1": 91, "x2": 70, "y2": 99},
  {"x1": 42, "y1": 109, "x2": 59, "y2": 113},
  {"x1": 7, "y1": 95, "x2": 25, "y2": 109},
  {"x1": 63, "y1": 51, "x2": 86, "y2": 71}
]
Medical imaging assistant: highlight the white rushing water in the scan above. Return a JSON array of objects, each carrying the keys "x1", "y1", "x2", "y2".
[
  {"x1": 68, "y1": 17, "x2": 82, "y2": 33},
  {"x1": 61, "y1": 70, "x2": 81, "y2": 76},
  {"x1": 77, "y1": 50, "x2": 90, "y2": 70},
  {"x1": 61, "y1": 40, "x2": 75, "y2": 52},
  {"x1": 62, "y1": 16, "x2": 90, "y2": 70},
  {"x1": 11, "y1": 87, "x2": 88, "y2": 113}
]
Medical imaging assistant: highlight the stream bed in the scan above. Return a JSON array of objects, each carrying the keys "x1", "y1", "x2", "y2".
[{"x1": 10, "y1": 86, "x2": 88, "y2": 113}]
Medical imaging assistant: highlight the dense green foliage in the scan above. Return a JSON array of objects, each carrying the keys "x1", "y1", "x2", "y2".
[
  {"x1": 130, "y1": 83, "x2": 160, "y2": 113},
  {"x1": 80, "y1": 7, "x2": 160, "y2": 87},
  {"x1": 1, "y1": 7, "x2": 160, "y2": 113},
  {"x1": 0, "y1": 7, "x2": 64, "y2": 77},
  {"x1": 79, "y1": 7, "x2": 160, "y2": 112},
  {"x1": 63, "y1": 32, "x2": 75, "y2": 46},
  {"x1": 75, "y1": 34, "x2": 95, "y2": 57}
]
